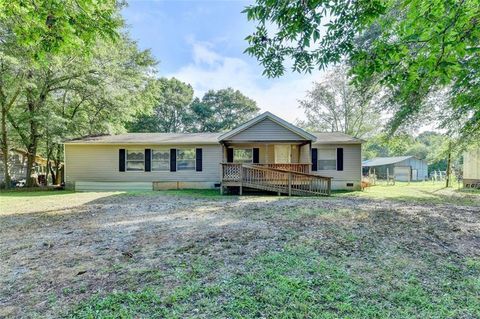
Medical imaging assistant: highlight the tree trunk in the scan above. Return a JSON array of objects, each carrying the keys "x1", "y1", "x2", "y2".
[
  {"x1": 445, "y1": 143, "x2": 452, "y2": 188},
  {"x1": 1, "y1": 108, "x2": 10, "y2": 189},
  {"x1": 49, "y1": 165, "x2": 56, "y2": 185},
  {"x1": 54, "y1": 144, "x2": 62, "y2": 185}
]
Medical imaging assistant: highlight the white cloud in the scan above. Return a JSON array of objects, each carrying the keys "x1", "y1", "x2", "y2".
[{"x1": 165, "y1": 40, "x2": 325, "y2": 123}]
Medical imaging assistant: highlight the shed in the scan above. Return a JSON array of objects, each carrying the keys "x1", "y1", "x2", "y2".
[
  {"x1": 463, "y1": 148, "x2": 480, "y2": 187},
  {"x1": 362, "y1": 156, "x2": 428, "y2": 181}
]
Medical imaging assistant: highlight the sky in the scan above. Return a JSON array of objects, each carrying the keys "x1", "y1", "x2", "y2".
[{"x1": 122, "y1": 0, "x2": 325, "y2": 122}]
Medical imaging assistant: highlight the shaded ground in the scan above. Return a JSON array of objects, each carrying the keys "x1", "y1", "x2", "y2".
[{"x1": 0, "y1": 184, "x2": 479, "y2": 318}]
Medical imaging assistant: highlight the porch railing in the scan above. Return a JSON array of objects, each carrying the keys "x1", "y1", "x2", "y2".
[
  {"x1": 220, "y1": 163, "x2": 331, "y2": 196},
  {"x1": 253, "y1": 163, "x2": 311, "y2": 174}
]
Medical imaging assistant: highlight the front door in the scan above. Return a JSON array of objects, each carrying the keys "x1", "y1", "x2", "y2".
[{"x1": 274, "y1": 145, "x2": 291, "y2": 163}]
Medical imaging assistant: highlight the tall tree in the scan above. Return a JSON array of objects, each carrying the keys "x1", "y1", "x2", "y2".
[
  {"x1": 186, "y1": 88, "x2": 259, "y2": 132},
  {"x1": 243, "y1": 0, "x2": 480, "y2": 141},
  {"x1": 128, "y1": 78, "x2": 194, "y2": 133},
  {"x1": 0, "y1": 0, "x2": 124, "y2": 187},
  {"x1": 5, "y1": 35, "x2": 156, "y2": 187},
  {"x1": 297, "y1": 65, "x2": 382, "y2": 138}
]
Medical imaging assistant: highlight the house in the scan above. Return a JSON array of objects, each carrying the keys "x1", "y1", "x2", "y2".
[
  {"x1": 0, "y1": 149, "x2": 49, "y2": 186},
  {"x1": 362, "y1": 156, "x2": 428, "y2": 182},
  {"x1": 64, "y1": 112, "x2": 364, "y2": 195},
  {"x1": 463, "y1": 148, "x2": 480, "y2": 188}
]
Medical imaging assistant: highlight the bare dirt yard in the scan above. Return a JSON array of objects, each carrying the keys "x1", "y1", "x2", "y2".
[{"x1": 0, "y1": 184, "x2": 479, "y2": 318}]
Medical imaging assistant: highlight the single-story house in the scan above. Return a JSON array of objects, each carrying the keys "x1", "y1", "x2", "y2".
[
  {"x1": 463, "y1": 148, "x2": 480, "y2": 188},
  {"x1": 64, "y1": 112, "x2": 364, "y2": 195},
  {"x1": 362, "y1": 156, "x2": 428, "y2": 182}
]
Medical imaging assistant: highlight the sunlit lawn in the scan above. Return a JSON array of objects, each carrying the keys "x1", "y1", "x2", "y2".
[{"x1": 1, "y1": 183, "x2": 479, "y2": 318}]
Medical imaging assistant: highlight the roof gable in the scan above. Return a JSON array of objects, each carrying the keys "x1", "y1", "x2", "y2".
[{"x1": 219, "y1": 112, "x2": 317, "y2": 142}]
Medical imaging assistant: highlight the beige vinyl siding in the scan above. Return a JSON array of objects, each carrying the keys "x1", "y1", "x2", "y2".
[
  {"x1": 464, "y1": 148, "x2": 480, "y2": 180},
  {"x1": 65, "y1": 144, "x2": 222, "y2": 183},
  {"x1": 225, "y1": 143, "x2": 305, "y2": 163},
  {"x1": 299, "y1": 144, "x2": 311, "y2": 163},
  {"x1": 226, "y1": 118, "x2": 308, "y2": 141},
  {"x1": 311, "y1": 143, "x2": 362, "y2": 187}
]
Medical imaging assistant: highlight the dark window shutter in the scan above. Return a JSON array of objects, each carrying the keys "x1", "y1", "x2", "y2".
[
  {"x1": 170, "y1": 149, "x2": 176, "y2": 172},
  {"x1": 311, "y1": 148, "x2": 318, "y2": 171},
  {"x1": 337, "y1": 148, "x2": 344, "y2": 171},
  {"x1": 253, "y1": 148, "x2": 260, "y2": 163},
  {"x1": 145, "y1": 149, "x2": 151, "y2": 172},
  {"x1": 226, "y1": 148, "x2": 233, "y2": 163},
  {"x1": 119, "y1": 149, "x2": 125, "y2": 172},
  {"x1": 196, "y1": 148, "x2": 203, "y2": 172}
]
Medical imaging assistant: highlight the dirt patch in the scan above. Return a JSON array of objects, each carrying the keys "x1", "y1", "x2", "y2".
[{"x1": 0, "y1": 193, "x2": 479, "y2": 318}]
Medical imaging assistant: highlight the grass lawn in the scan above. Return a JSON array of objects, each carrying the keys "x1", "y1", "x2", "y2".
[
  {"x1": 343, "y1": 181, "x2": 480, "y2": 205},
  {"x1": 0, "y1": 184, "x2": 479, "y2": 318}
]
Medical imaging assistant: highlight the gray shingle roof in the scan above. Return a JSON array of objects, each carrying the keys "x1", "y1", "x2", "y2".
[
  {"x1": 64, "y1": 133, "x2": 222, "y2": 145},
  {"x1": 311, "y1": 132, "x2": 364, "y2": 144},
  {"x1": 65, "y1": 130, "x2": 364, "y2": 145},
  {"x1": 362, "y1": 156, "x2": 414, "y2": 167}
]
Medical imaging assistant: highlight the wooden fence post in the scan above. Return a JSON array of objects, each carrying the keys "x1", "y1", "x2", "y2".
[{"x1": 288, "y1": 172, "x2": 292, "y2": 196}]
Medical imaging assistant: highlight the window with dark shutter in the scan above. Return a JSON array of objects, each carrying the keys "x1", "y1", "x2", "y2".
[
  {"x1": 337, "y1": 148, "x2": 344, "y2": 171},
  {"x1": 145, "y1": 149, "x2": 151, "y2": 172},
  {"x1": 253, "y1": 148, "x2": 260, "y2": 163},
  {"x1": 196, "y1": 148, "x2": 202, "y2": 172},
  {"x1": 226, "y1": 148, "x2": 233, "y2": 163},
  {"x1": 119, "y1": 149, "x2": 126, "y2": 172},
  {"x1": 170, "y1": 148, "x2": 176, "y2": 172},
  {"x1": 311, "y1": 148, "x2": 318, "y2": 171}
]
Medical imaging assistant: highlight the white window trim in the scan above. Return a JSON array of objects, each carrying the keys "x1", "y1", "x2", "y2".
[
  {"x1": 151, "y1": 149, "x2": 170, "y2": 172},
  {"x1": 176, "y1": 148, "x2": 196, "y2": 171},
  {"x1": 317, "y1": 147, "x2": 338, "y2": 171},
  {"x1": 233, "y1": 147, "x2": 254, "y2": 164},
  {"x1": 125, "y1": 149, "x2": 145, "y2": 172}
]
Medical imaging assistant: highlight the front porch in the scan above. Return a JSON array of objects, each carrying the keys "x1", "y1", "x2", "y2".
[
  {"x1": 217, "y1": 112, "x2": 331, "y2": 196},
  {"x1": 220, "y1": 163, "x2": 331, "y2": 196}
]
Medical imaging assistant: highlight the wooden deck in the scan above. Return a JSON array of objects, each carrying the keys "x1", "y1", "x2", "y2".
[{"x1": 221, "y1": 163, "x2": 331, "y2": 196}]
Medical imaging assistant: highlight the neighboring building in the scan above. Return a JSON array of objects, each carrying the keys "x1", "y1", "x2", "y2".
[
  {"x1": 463, "y1": 148, "x2": 480, "y2": 188},
  {"x1": 0, "y1": 149, "x2": 48, "y2": 185},
  {"x1": 362, "y1": 156, "x2": 428, "y2": 182},
  {"x1": 64, "y1": 112, "x2": 364, "y2": 194}
]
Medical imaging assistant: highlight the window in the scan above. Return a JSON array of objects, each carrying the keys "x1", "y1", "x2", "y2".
[
  {"x1": 318, "y1": 148, "x2": 336, "y2": 170},
  {"x1": 152, "y1": 150, "x2": 169, "y2": 171},
  {"x1": 233, "y1": 148, "x2": 253, "y2": 163},
  {"x1": 177, "y1": 148, "x2": 195, "y2": 171},
  {"x1": 126, "y1": 150, "x2": 145, "y2": 171}
]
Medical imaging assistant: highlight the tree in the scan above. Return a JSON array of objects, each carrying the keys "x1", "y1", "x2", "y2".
[
  {"x1": 243, "y1": 0, "x2": 480, "y2": 141},
  {"x1": 297, "y1": 64, "x2": 382, "y2": 138},
  {"x1": 0, "y1": 0, "x2": 121, "y2": 59},
  {"x1": 128, "y1": 78, "x2": 194, "y2": 133},
  {"x1": 186, "y1": 88, "x2": 259, "y2": 132},
  {"x1": 0, "y1": 0, "x2": 124, "y2": 187},
  {"x1": 4, "y1": 35, "x2": 156, "y2": 187}
]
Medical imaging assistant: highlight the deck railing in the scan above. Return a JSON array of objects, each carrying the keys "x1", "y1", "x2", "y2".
[
  {"x1": 220, "y1": 163, "x2": 331, "y2": 196},
  {"x1": 253, "y1": 163, "x2": 311, "y2": 174}
]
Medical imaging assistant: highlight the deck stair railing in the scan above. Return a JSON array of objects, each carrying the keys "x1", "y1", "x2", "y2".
[{"x1": 221, "y1": 163, "x2": 331, "y2": 196}]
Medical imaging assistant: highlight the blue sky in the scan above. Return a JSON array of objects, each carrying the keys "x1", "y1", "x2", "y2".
[{"x1": 122, "y1": 0, "x2": 324, "y2": 122}]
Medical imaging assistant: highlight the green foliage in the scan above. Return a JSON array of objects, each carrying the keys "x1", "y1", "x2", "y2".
[
  {"x1": 128, "y1": 86, "x2": 259, "y2": 133},
  {"x1": 244, "y1": 0, "x2": 480, "y2": 141},
  {"x1": 0, "y1": 0, "x2": 121, "y2": 60},
  {"x1": 127, "y1": 77, "x2": 194, "y2": 133},
  {"x1": 186, "y1": 88, "x2": 259, "y2": 132},
  {"x1": 0, "y1": 2, "x2": 156, "y2": 186},
  {"x1": 297, "y1": 64, "x2": 382, "y2": 138},
  {"x1": 363, "y1": 131, "x2": 456, "y2": 173}
]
